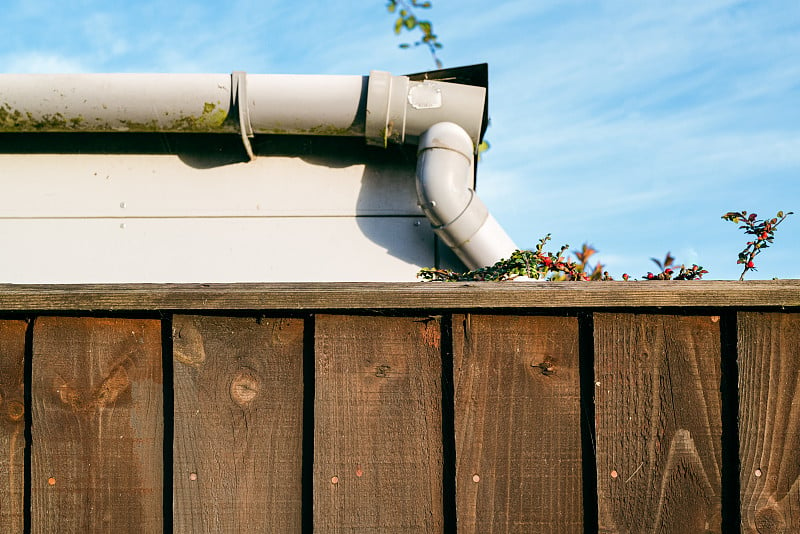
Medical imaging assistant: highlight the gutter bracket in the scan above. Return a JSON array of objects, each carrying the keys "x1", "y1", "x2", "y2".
[
  {"x1": 232, "y1": 71, "x2": 255, "y2": 161},
  {"x1": 365, "y1": 71, "x2": 410, "y2": 147}
]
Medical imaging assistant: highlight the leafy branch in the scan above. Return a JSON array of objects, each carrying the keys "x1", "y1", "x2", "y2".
[{"x1": 386, "y1": 0, "x2": 443, "y2": 68}]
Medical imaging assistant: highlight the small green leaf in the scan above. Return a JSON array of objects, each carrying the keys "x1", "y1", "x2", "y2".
[
  {"x1": 404, "y1": 15, "x2": 417, "y2": 29},
  {"x1": 394, "y1": 17, "x2": 403, "y2": 34}
]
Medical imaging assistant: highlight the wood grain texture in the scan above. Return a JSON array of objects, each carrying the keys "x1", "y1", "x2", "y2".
[
  {"x1": 594, "y1": 314, "x2": 722, "y2": 533},
  {"x1": 0, "y1": 280, "x2": 798, "y2": 310},
  {"x1": 738, "y1": 312, "x2": 800, "y2": 533},
  {"x1": 452, "y1": 314, "x2": 583, "y2": 533},
  {"x1": 0, "y1": 320, "x2": 26, "y2": 532},
  {"x1": 314, "y1": 315, "x2": 443, "y2": 532},
  {"x1": 31, "y1": 317, "x2": 162, "y2": 533},
  {"x1": 172, "y1": 315, "x2": 304, "y2": 533}
]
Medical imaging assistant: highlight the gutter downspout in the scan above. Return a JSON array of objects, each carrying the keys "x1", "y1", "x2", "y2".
[{"x1": 416, "y1": 122, "x2": 517, "y2": 270}]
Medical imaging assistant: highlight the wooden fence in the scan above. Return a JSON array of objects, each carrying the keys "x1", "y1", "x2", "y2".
[{"x1": 0, "y1": 281, "x2": 799, "y2": 533}]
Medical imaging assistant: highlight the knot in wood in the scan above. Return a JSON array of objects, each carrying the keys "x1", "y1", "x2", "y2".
[
  {"x1": 230, "y1": 370, "x2": 260, "y2": 406},
  {"x1": 173, "y1": 322, "x2": 206, "y2": 367},
  {"x1": 5, "y1": 400, "x2": 24, "y2": 421},
  {"x1": 533, "y1": 359, "x2": 556, "y2": 376},
  {"x1": 755, "y1": 506, "x2": 785, "y2": 534}
]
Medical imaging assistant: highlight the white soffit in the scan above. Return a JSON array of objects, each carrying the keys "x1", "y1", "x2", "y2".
[
  {"x1": 0, "y1": 217, "x2": 433, "y2": 283},
  {"x1": 0, "y1": 154, "x2": 422, "y2": 217}
]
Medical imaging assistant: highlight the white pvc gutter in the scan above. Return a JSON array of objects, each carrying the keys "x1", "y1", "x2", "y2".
[
  {"x1": 0, "y1": 69, "x2": 516, "y2": 270},
  {"x1": 0, "y1": 71, "x2": 483, "y2": 146}
]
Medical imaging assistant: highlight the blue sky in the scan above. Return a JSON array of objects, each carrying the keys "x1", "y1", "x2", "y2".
[{"x1": 3, "y1": 0, "x2": 798, "y2": 279}]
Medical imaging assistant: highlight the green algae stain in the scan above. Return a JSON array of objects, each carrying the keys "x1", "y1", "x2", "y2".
[
  {"x1": 0, "y1": 102, "x2": 79, "y2": 131},
  {"x1": 170, "y1": 101, "x2": 230, "y2": 131},
  {"x1": 308, "y1": 124, "x2": 357, "y2": 136},
  {"x1": 0, "y1": 100, "x2": 233, "y2": 133}
]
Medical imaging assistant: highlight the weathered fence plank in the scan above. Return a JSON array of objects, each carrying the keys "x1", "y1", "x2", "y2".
[
  {"x1": 738, "y1": 312, "x2": 800, "y2": 533},
  {"x1": 0, "y1": 320, "x2": 26, "y2": 532},
  {"x1": 594, "y1": 314, "x2": 723, "y2": 533},
  {"x1": 314, "y1": 315, "x2": 443, "y2": 532},
  {"x1": 172, "y1": 315, "x2": 304, "y2": 533},
  {"x1": 452, "y1": 314, "x2": 583, "y2": 533},
  {"x1": 0, "y1": 280, "x2": 798, "y2": 311},
  {"x1": 31, "y1": 317, "x2": 162, "y2": 533}
]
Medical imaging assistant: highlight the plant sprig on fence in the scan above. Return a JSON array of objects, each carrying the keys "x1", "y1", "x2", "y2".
[
  {"x1": 419, "y1": 208, "x2": 795, "y2": 282},
  {"x1": 418, "y1": 235, "x2": 607, "y2": 281},
  {"x1": 722, "y1": 210, "x2": 793, "y2": 281}
]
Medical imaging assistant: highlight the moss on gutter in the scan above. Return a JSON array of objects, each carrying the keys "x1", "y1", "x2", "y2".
[
  {"x1": 1, "y1": 99, "x2": 362, "y2": 137},
  {"x1": 256, "y1": 124, "x2": 359, "y2": 136},
  {"x1": 0, "y1": 100, "x2": 234, "y2": 133}
]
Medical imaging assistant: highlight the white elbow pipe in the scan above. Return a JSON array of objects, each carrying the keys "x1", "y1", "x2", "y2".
[{"x1": 416, "y1": 122, "x2": 517, "y2": 270}]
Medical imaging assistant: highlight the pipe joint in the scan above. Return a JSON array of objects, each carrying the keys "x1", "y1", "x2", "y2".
[{"x1": 231, "y1": 71, "x2": 255, "y2": 160}]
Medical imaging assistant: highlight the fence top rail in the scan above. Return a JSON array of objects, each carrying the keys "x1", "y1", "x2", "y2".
[{"x1": 0, "y1": 280, "x2": 798, "y2": 311}]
